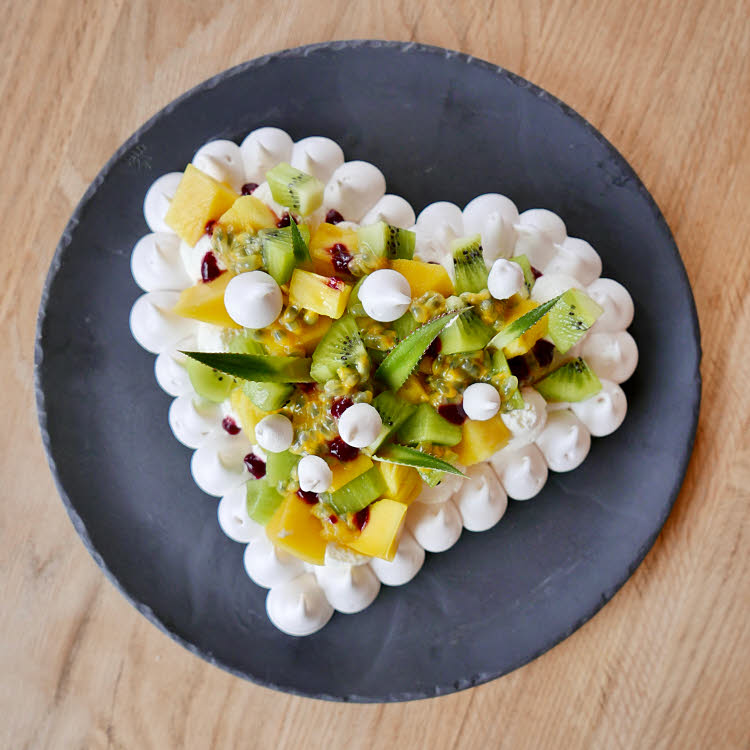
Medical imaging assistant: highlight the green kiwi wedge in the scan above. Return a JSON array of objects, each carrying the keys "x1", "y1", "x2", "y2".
[
  {"x1": 310, "y1": 314, "x2": 369, "y2": 383},
  {"x1": 266, "y1": 162, "x2": 324, "y2": 216},
  {"x1": 547, "y1": 289, "x2": 603, "y2": 353},
  {"x1": 450, "y1": 235, "x2": 488, "y2": 294},
  {"x1": 534, "y1": 357, "x2": 602, "y2": 402}
]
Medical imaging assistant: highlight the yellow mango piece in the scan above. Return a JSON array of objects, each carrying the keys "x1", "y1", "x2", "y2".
[
  {"x1": 309, "y1": 223, "x2": 359, "y2": 276},
  {"x1": 397, "y1": 374, "x2": 430, "y2": 404},
  {"x1": 288, "y1": 269, "x2": 351, "y2": 319},
  {"x1": 230, "y1": 388, "x2": 270, "y2": 441},
  {"x1": 501, "y1": 298, "x2": 548, "y2": 358},
  {"x1": 164, "y1": 164, "x2": 239, "y2": 246},
  {"x1": 376, "y1": 462, "x2": 422, "y2": 505},
  {"x1": 454, "y1": 414, "x2": 511, "y2": 466},
  {"x1": 266, "y1": 494, "x2": 326, "y2": 565},
  {"x1": 390, "y1": 259, "x2": 453, "y2": 298},
  {"x1": 218, "y1": 195, "x2": 277, "y2": 234},
  {"x1": 327, "y1": 454, "x2": 373, "y2": 492},
  {"x1": 347, "y1": 499, "x2": 407, "y2": 561},
  {"x1": 259, "y1": 315, "x2": 333, "y2": 356},
  {"x1": 173, "y1": 272, "x2": 241, "y2": 329}
]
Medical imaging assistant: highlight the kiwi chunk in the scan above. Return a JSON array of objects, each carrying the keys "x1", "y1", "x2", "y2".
[
  {"x1": 535, "y1": 357, "x2": 601, "y2": 402},
  {"x1": 357, "y1": 221, "x2": 416, "y2": 260},
  {"x1": 265, "y1": 450, "x2": 300, "y2": 487},
  {"x1": 246, "y1": 478, "x2": 284, "y2": 526},
  {"x1": 376, "y1": 309, "x2": 463, "y2": 390},
  {"x1": 259, "y1": 224, "x2": 311, "y2": 285},
  {"x1": 487, "y1": 295, "x2": 560, "y2": 351},
  {"x1": 397, "y1": 403, "x2": 463, "y2": 446},
  {"x1": 321, "y1": 466, "x2": 385, "y2": 515},
  {"x1": 182, "y1": 352, "x2": 313, "y2": 383},
  {"x1": 310, "y1": 314, "x2": 369, "y2": 383},
  {"x1": 547, "y1": 289, "x2": 603, "y2": 353},
  {"x1": 392, "y1": 309, "x2": 419, "y2": 341},
  {"x1": 439, "y1": 308, "x2": 495, "y2": 355},
  {"x1": 185, "y1": 358, "x2": 234, "y2": 402},
  {"x1": 224, "y1": 331, "x2": 265, "y2": 355},
  {"x1": 266, "y1": 162, "x2": 324, "y2": 216},
  {"x1": 489, "y1": 349, "x2": 524, "y2": 411},
  {"x1": 365, "y1": 391, "x2": 416, "y2": 455},
  {"x1": 346, "y1": 276, "x2": 367, "y2": 317},
  {"x1": 510, "y1": 254, "x2": 535, "y2": 296},
  {"x1": 374, "y1": 444, "x2": 465, "y2": 476},
  {"x1": 451, "y1": 235, "x2": 488, "y2": 294},
  {"x1": 242, "y1": 380, "x2": 293, "y2": 411}
]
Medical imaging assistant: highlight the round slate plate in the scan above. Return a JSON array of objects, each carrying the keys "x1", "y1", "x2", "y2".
[{"x1": 35, "y1": 41, "x2": 701, "y2": 702}]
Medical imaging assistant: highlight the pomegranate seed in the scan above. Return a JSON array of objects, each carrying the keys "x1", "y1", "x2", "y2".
[
  {"x1": 241, "y1": 182, "x2": 259, "y2": 195},
  {"x1": 328, "y1": 437, "x2": 359, "y2": 462},
  {"x1": 297, "y1": 489, "x2": 318, "y2": 505},
  {"x1": 243, "y1": 453, "x2": 266, "y2": 479},
  {"x1": 221, "y1": 416, "x2": 240, "y2": 435},
  {"x1": 201, "y1": 251, "x2": 223, "y2": 282}
]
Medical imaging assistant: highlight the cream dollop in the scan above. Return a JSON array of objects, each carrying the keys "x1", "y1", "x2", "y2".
[
  {"x1": 360, "y1": 195, "x2": 416, "y2": 228},
  {"x1": 517, "y1": 208, "x2": 567, "y2": 244},
  {"x1": 129, "y1": 291, "x2": 195, "y2": 354},
  {"x1": 131, "y1": 233, "x2": 191, "y2": 292},
  {"x1": 370, "y1": 530, "x2": 425, "y2": 586},
  {"x1": 462, "y1": 382, "x2": 501, "y2": 421},
  {"x1": 462, "y1": 193, "x2": 519, "y2": 263},
  {"x1": 323, "y1": 161, "x2": 386, "y2": 222},
  {"x1": 414, "y1": 202, "x2": 464, "y2": 263},
  {"x1": 255, "y1": 414, "x2": 294, "y2": 453},
  {"x1": 192, "y1": 139, "x2": 245, "y2": 193},
  {"x1": 488, "y1": 258, "x2": 526, "y2": 300},
  {"x1": 217, "y1": 483, "x2": 263, "y2": 543},
  {"x1": 415, "y1": 472, "x2": 463, "y2": 504},
  {"x1": 501, "y1": 387, "x2": 548, "y2": 446},
  {"x1": 530, "y1": 273, "x2": 582, "y2": 303},
  {"x1": 453, "y1": 463, "x2": 508, "y2": 532},
  {"x1": 179, "y1": 234, "x2": 213, "y2": 283},
  {"x1": 240, "y1": 127, "x2": 294, "y2": 183},
  {"x1": 266, "y1": 573, "x2": 334, "y2": 637},
  {"x1": 224, "y1": 271, "x2": 282, "y2": 329},
  {"x1": 338, "y1": 403, "x2": 382, "y2": 448},
  {"x1": 547, "y1": 237, "x2": 602, "y2": 286},
  {"x1": 489, "y1": 443, "x2": 549, "y2": 500},
  {"x1": 571, "y1": 379, "x2": 627, "y2": 436},
  {"x1": 191, "y1": 432, "x2": 252, "y2": 497},
  {"x1": 154, "y1": 335, "x2": 197, "y2": 397},
  {"x1": 587, "y1": 278, "x2": 635, "y2": 333},
  {"x1": 580, "y1": 331, "x2": 638, "y2": 383},
  {"x1": 536, "y1": 410, "x2": 591, "y2": 472},
  {"x1": 358, "y1": 268, "x2": 412, "y2": 322},
  {"x1": 407, "y1": 500, "x2": 463, "y2": 552},
  {"x1": 168, "y1": 394, "x2": 222, "y2": 448},
  {"x1": 315, "y1": 564, "x2": 381, "y2": 614},
  {"x1": 243, "y1": 535, "x2": 304, "y2": 589},
  {"x1": 297, "y1": 455, "x2": 333, "y2": 493},
  {"x1": 290, "y1": 136, "x2": 345, "y2": 183},
  {"x1": 246, "y1": 181, "x2": 287, "y2": 218},
  {"x1": 143, "y1": 172, "x2": 182, "y2": 233}
]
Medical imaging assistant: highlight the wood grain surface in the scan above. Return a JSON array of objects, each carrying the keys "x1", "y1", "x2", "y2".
[{"x1": 2, "y1": 0, "x2": 749, "y2": 747}]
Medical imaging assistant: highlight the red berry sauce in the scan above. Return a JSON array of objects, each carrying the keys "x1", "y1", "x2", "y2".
[
  {"x1": 530, "y1": 265, "x2": 543, "y2": 280},
  {"x1": 438, "y1": 402, "x2": 467, "y2": 425},
  {"x1": 243, "y1": 453, "x2": 266, "y2": 479},
  {"x1": 326, "y1": 277, "x2": 345, "y2": 290},
  {"x1": 204, "y1": 219, "x2": 218, "y2": 236},
  {"x1": 532, "y1": 339, "x2": 555, "y2": 368},
  {"x1": 325, "y1": 209, "x2": 345, "y2": 225},
  {"x1": 276, "y1": 212, "x2": 291, "y2": 228},
  {"x1": 508, "y1": 356, "x2": 530, "y2": 382},
  {"x1": 221, "y1": 416, "x2": 241, "y2": 435},
  {"x1": 353, "y1": 506, "x2": 370, "y2": 531},
  {"x1": 331, "y1": 397, "x2": 353, "y2": 419},
  {"x1": 297, "y1": 489, "x2": 319, "y2": 505},
  {"x1": 328, "y1": 436, "x2": 359, "y2": 462},
  {"x1": 426, "y1": 337, "x2": 442, "y2": 358},
  {"x1": 201, "y1": 251, "x2": 224, "y2": 283},
  {"x1": 241, "y1": 182, "x2": 259, "y2": 195},
  {"x1": 329, "y1": 243, "x2": 352, "y2": 274}
]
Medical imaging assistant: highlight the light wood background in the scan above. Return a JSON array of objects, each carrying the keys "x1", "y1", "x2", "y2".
[{"x1": 2, "y1": 0, "x2": 749, "y2": 747}]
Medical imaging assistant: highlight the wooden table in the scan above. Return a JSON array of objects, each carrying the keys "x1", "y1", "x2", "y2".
[{"x1": 3, "y1": 0, "x2": 749, "y2": 747}]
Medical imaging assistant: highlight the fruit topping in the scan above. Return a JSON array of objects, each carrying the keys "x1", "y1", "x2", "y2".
[
  {"x1": 266, "y1": 162, "x2": 324, "y2": 216},
  {"x1": 534, "y1": 357, "x2": 602, "y2": 402},
  {"x1": 451, "y1": 234, "x2": 488, "y2": 294}
]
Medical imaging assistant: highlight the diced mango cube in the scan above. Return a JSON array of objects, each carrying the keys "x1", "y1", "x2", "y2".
[
  {"x1": 266, "y1": 494, "x2": 326, "y2": 565},
  {"x1": 454, "y1": 414, "x2": 511, "y2": 466},
  {"x1": 390, "y1": 259, "x2": 453, "y2": 298},
  {"x1": 327, "y1": 454, "x2": 373, "y2": 492},
  {"x1": 164, "y1": 164, "x2": 239, "y2": 246},
  {"x1": 309, "y1": 223, "x2": 359, "y2": 276},
  {"x1": 376, "y1": 462, "x2": 422, "y2": 505},
  {"x1": 173, "y1": 272, "x2": 241, "y2": 328},
  {"x1": 346, "y1": 499, "x2": 407, "y2": 561},
  {"x1": 288, "y1": 269, "x2": 351, "y2": 319},
  {"x1": 230, "y1": 388, "x2": 270, "y2": 441},
  {"x1": 218, "y1": 195, "x2": 277, "y2": 234},
  {"x1": 397, "y1": 375, "x2": 430, "y2": 404},
  {"x1": 258, "y1": 315, "x2": 333, "y2": 356},
  {"x1": 502, "y1": 298, "x2": 548, "y2": 358}
]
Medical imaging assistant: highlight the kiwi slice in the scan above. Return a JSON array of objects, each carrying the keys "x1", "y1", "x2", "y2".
[
  {"x1": 535, "y1": 357, "x2": 601, "y2": 402},
  {"x1": 346, "y1": 276, "x2": 367, "y2": 317},
  {"x1": 246, "y1": 478, "x2": 284, "y2": 526},
  {"x1": 357, "y1": 221, "x2": 416, "y2": 260},
  {"x1": 451, "y1": 235, "x2": 488, "y2": 294},
  {"x1": 487, "y1": 295, "x2": 561, "y2": 351},
  {"x1": 259, "y1": 224, "x2": 311, "y2": 285},
  {"x1": 266, "y1": 162, "x2": 324, "y2": 216},
  {"x1": 185, "y1": 358, "x2": 234, "y2": 402},
  {"x1": 376, "y1": 309, "x2": 463, "y2": 390},
  {"x1": 397, "y1": 403, "x2": 463, "y2": 446},
  {"x1": 510, "y1": 254, "x2": 535, "y2": 296},
  {"x1": 439, "y1": 308, "x2": 495, "y2": 355},
  {"x1": 182, "y1": 352, "x2": 313, "y2": 383},
  {"x1": 224, "y1": 331, "x2": 265, "y2": 355},
  {"x1": 242, "y1": 380, "x2": 293, "y2": 411},
  {"x1": 547, "y1": 289, "x2": 603, "y2": 353},
  {"x1": 321, "y1": 466, "x2": 386, "y2": 515},
  {"x1": 489, "y1": 349, "x2": 524, "y2": 410},
  {"x1": 265, "y1": 450, "x2": 300, "y2": 488},
  {"x1": 392, "y1": 309, "x2": 419, "y2": 341},
  {"x1": 310, "y1": 314, "x2": 369, "y2": 383},
  {"x1": 374, "y1": 444, "x2": 465, "y2": 476},
  {"x1": 365, "y1": 391, "x2": 416, "y2": 455}
]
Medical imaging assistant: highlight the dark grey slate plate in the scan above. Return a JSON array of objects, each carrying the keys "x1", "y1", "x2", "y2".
[{"x1": 35, "y1": 41, "x2": 701, "y2": 702}]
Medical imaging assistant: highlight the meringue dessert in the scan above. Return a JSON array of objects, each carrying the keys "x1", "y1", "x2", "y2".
[{"x1": 130, "y1": 127, "x2": 638, "y2": 636}]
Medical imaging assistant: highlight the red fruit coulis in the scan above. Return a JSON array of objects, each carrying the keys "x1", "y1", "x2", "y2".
[
  {"x1": 204, "y1": 219, "x2": 218, "y2": 236},
  {"x1": 438, "y1": 402, "x2": 467, "y2": 425},
  {"x1": 328, "y1": 514, "x2": 338, "y2": 524},
  {"x1": 243, "y1": 453, "x2": 266, "y2": 479},
  {"x1": 326, "y1": 276, "x2": 345, "y2": 290},
  {"x1": 530, "y1": 265, "x2": 543, "y2": 280},
  {"x1": 297, "y1": 489, "x2": 319, "y2": 505},
  {"x1": 508, "y1": 356, "x2": 530, "y2": 382},
  {"x1": 532, "y1": 339, "x2": 555, "y2": 368},
  {"x1": 353, "y1": 506, "x2": 370, "y2": 531},
  {"x1": 331, "y1": 397, "x2": 353, "y2": 419},
  {"x1": 426, "y1": 337, "x2": 442, "y2": 358},
  {"x1": 297, "y1": 382, "x2": 317, "y2": 394},
  {"x1": 328, "y1": 436, "x2": 359, "y2": 462},
  {"x1": 276, "y1": 212, "x2": 291, "y2": 228},
  {"x1": 329, "y1": 243, "x2": 352, "y2": 274},
  {"x1": 325, "y1": 209, "x2": 344, "y2": 224},
  {"x1": 221, "y1": 416, "x2": 241, "y2": 435},
  {"x1": 241, "y1": 182, "x2": 259, "y2": 195},
  {"x1": 201, "y1": 251, "x2": 224, "y2": 282}
]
